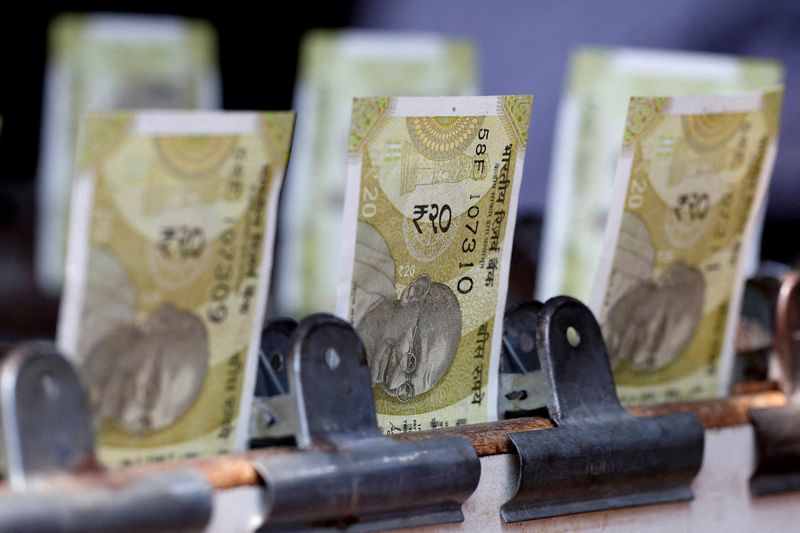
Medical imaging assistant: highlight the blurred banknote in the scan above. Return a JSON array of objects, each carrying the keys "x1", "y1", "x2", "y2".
[
  {"x1": 591, "y1": 89, "x2": 783, "y2": 405},
  {"x1": 277, "y1": 30, "x2": 476, "y2": 317},
  {"x1": 538, "y1": 48, "x2": 783, "y2": 303},
  {"x1": 57, "y1": 111, "x2": 294, "y2": 466},
  {"x1": 37, "y1": 13, "x2": 220, "y2": 294},
  {"x1": 338, "y1": 95, "x2": 533, "y2": 431}
]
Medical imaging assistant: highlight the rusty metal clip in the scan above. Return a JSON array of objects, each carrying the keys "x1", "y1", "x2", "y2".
[
  {"x1": 749, "y1": 270, "x2": 800, "y2": 495},
  {"x1": 253, "y1": 314, "x2": 480, "y2": 532},
  {"x1": 0, "y1": 341, "x2": 95, "y2": 486},
  {"x1": 500, "y1": 301, "x2": 548, "y2": 418},
  {"x1": 0, "y1": 342, "x2": 213, "y2": 532},
  {"x1": 501, "y1": 297, "x2": 705, "y2": 522},
  {"x1": 734, "y1": 277, "x2": 782, "y2": 384},
  {"x1": 250, "y1": 318, "x2": 297, "y2": 446}
]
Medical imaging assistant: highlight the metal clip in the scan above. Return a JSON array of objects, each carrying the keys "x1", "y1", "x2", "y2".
[
  {"x1": 749, "y1": 270, "x2": 800, "y2": 495},
  {"x1": 501, "y1": 297, "x2": 705, "y2": 522},
  {"x1": 734, "y1": 277, "x2": 781, "y2": 384},
  {"x1": 500, "y1": 301, "x2": 547, "y2": 418},
  {"x1": 0, "y1": 342, "x2": 213, "y2": 532},
  {"x1": 0, "y1": 341, "x2": 95, "y2": 487},
  {"x1": 250, "y1": 318, "x2": 297, "y2": 445},
  {"x1": 253, "y1": 314, "x2": 480, "y2": 532}
]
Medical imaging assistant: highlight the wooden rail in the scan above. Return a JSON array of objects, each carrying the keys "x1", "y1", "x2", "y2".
[{"x1": 111, "y1": 383, "x2": 786, "y2": 491}]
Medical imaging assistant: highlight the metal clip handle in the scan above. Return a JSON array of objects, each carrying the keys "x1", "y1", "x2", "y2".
[
  {"x1": 255, "y1": 318, "x2": 296, "y2": 399},
  {"x1": 750, "y1": 271, "x2": 800, "y2": 495},
  {"x1": 254, "y1": 314, "x2": 480, "y2": 532},
  {"x1": 0, "y1": 469, "x2": 212, "y2": 533},
  {"x1": 501, "y1": 297, "x2": 704, "y2": 522},
  {"x1": 774, "y1": 271, "x2": 800, "y2": 399},
  {"x1": 251, "y1": 319, "x2": 298, "y2": 445},
  {"x1": 0, "y1": 342, "x2": 213, "y2": 532},
  {"x1": 0, "y1": 342, "x2": 94, "y2": 488},
  {"x1": 500, "y1": 301, "x2": 548, "y2": 417}
]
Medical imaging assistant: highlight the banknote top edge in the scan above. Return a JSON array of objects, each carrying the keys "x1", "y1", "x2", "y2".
[
  {"x1": 298, "y1": 31, "x2": 475, "y2": 86},
  {"x1": 82, "y1": 110, "x2": 293, "y2": 135},
  {"x1": 630, "y1": 86, "x2": 782, "y2": 115},
  {"x1": 574, "y1": 46, "x2": 783, "y2": 73},
  {"x1": 49, "y1": 14, "x2": 217, "y2": 60},
  {"x1": 50, "y1": 13, "x2": 213, "y2": 41},
  {"x1": 354, "y1": 95, "x2": 533, "y2": 117},
  {"x1": 306, "y1": 29, "x2": 470, "y2": 58},
  {"x1": 569, "y1": 48, "x2": 784, "y2": 95}
]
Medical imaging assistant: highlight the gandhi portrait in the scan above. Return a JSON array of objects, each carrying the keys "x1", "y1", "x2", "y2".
[
  {"x1": 353, "y1": 221, "x2": 462, "y2": 402},
  {"x1": 78, "y1": 249, "x2": 209, "y2": 435},
  {"x1": 602, "y1": 213, "x2": 705, "y2": 372},
  {"x1": 82, "y1": 303, "x2": 209, "y2": 434},
  {"x1": 604, "y1": 262, "x2": 704, "y2": 372}
]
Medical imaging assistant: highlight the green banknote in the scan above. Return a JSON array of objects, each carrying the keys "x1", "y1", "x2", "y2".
[
  {"x1": 277, "y1": 30, "x2": 476, "y2": 318},
  {"x1": 591, "y1": 89, "x2": 783, "y2": 405},
  {"x1": 37, "y1": 13, "x2": 219, "y2": 294},
  {"x1": 338, "y1": 96, "x2": 533, "y2": 431},
  {"x1": 57, "y1": 111, "x2": 294, "y2": 466},
  {"x1": 538, "y1": 48, "x2": 783, "y2": 303}
]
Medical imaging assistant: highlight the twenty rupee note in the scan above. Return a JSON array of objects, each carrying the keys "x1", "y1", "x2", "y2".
[
  {"x1": 591, "y1": 89, "x2": 783, "y2": 405},
  {"x1": 58, "y1": 111, "x2": 294, "y2": 465},
  {"x1": 338, "y1": 95, "x2": 533, "y2": 431}
]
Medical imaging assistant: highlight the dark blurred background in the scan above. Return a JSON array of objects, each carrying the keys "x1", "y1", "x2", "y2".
[
  {"x1": 1, "y1": 0, "x2": 798, "y2": 339},
  {"x1": 0, "y1": 2, "x2": 352, "y2": 339}
]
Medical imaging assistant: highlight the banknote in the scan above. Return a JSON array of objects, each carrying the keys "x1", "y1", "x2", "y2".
[
  {"x1": 538, "y1": 48, "x2": 783, "y2": 303},
  {"x1": 591, "y1": 89, "x2": 783, "y2": 405},
  {"x1": 37, "y1": 13, "x2": 220, "y2": 294},
  {"x1": 276, "y1": 30, "x2": 476, "y2": 318},
  {"x1": 338, "y1": 95, "x2": 533, "y2": 431},
  {"x1": 57, "y1": 111, "x2": 294, "y2": 466}
]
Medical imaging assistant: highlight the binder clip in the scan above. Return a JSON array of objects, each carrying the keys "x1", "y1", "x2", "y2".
[
  {"x1": 749, "y1": 270, "x2": 800, "y2": 495},
  {"x1": 250, "y1": 318, "x2": 297, "y2": 446},
  {"x1": 252, "y1": 314, "x2": 480, "y2": 531},
  {"x1": 500, "y1": 301, "x2": 548, "y2": 418},
  {"x1": 734, "y1": 277, "x2": 782, "y2": 384},
  {"x1": 0, "y1": 342, "x2": 212, "y2": 532},
  {"x1": 501, "y1": 296, "x2": 705, "y2": 521}
]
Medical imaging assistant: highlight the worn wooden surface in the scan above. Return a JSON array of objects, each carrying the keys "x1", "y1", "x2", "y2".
[
  {"x1": 122, "y1": 447, "x2": 295, "y2": 491},
  {"x1": 381, "y1": 425, "x2": 800, "y2": 533},
  {"x1": 160, "y1": 385, "x2": 788, "y2": 489},
  {"x1": 394, "y1": 385, "x2": 787, "y2": 456},
  {"x1": 4, "y1": 386, "x2": 787, "y2": 493}
]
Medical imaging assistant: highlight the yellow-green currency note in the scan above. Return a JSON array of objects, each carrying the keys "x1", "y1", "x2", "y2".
[
  {"x1": 538, "y1": 48, "x2": 783, "y2": 304},
  {"x1": 591, "y1": 89, "x2": 783, "y2": 405},
  {"x1": 57, "y1": 111, "x2": 294, "y2": 466},
  {"x1": 37, "y1": 13, "x2": 220, "y2": 295},
  {"x1": 338, "y1": 96, "x2": 533, "y2": 431},
  {"x1": 277, "y1": 30, "x2": 476, "y2": 318}
]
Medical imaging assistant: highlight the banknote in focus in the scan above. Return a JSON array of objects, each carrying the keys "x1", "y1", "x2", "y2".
[
  {"x1": 37, "y1": 13, "x2": 220, "y2": 294},
  {"x1": 57, "y1": 111, "x2": 294, "y2": 466},
  {"x1": 338, "y1": 95, "x2": 533, "y2": 430},
  {"x1": 591, "y1": 89, "x2": 783, "y2": 405},
  {"x1": 538, "y1": 48, "x2": 783, "y2": 303},
  {"x1": 277, "y1": 30, "x2": 476, "y2": 318}
]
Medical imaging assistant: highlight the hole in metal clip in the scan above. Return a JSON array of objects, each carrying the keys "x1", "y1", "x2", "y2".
[
  {"x1": 261, "y1": 411, "x2": 277, "y2": 428},
  {"x1": 519, "y1": 332, "x2": 535, "y2": 353},
  {"x1": 566, "y1": 326, "x2": 581, "y2": 348},
  {"x1": 505, "y1": 390, "x2": 528, "y2": 401},
  {"x1": 41, "y1": 373, "x2": 60, "y2": 400},
  {"x1": 324, "y1": 348, "x2": 341, "y2": 369},
  {"x1": 270, "y1": 352, "x2": 283, "y2": 371}
]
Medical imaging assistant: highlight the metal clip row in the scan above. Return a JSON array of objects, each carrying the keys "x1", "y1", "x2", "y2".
[
  {"x1": 499, "y1": 297, "x2": 705, "y2": 521},
  {"x1": 0, "y1": 343, "x2": 213, "y2": 532},
  {"x1": 3, "y1": 281, "x2": 798, "y2": 531},
  {"x1": 251, "y1": 314, "x2": 481, "y2": 531},
  {"x1": 749, "y1": 271, "x2": 800, "y2": 495}
]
